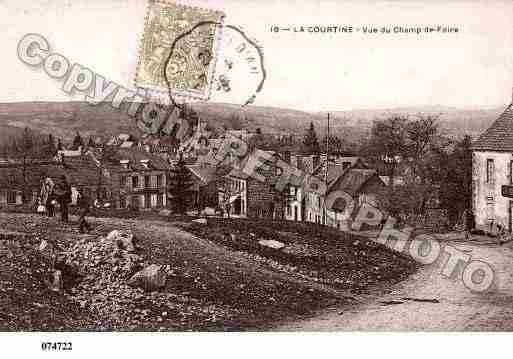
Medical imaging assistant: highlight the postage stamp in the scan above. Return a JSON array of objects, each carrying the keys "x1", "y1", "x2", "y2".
[{"x1": 135, "y1": 0, "x2": 225, "y2": 100}]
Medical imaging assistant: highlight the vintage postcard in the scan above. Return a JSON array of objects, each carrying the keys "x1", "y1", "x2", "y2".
[{"x1": 1, "y1": 0, "x2": 513, "y2": 357}]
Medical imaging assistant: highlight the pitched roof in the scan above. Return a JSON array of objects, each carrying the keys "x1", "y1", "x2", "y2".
[
  {"x1": 105, "y1": 148, "x2": 170, "y2": 172},
  {"x1": 62, "y1": 153, "x2": 107, "y2": 187},
  {"x1": 0, "y1": 156, "x2": 106, "y2": 190},
  {"x1": 0, "y1": 163, "x2": 63, "y2": 190},
  {"x1": 329, "y1": 168, "x2": 383, "y2": 196},
  {"x1": 312, "y1": 161, "x2": 349, "y2": 185},
  {"x1": 473, "y1": 105, "x2": 513, "y2": 151}
]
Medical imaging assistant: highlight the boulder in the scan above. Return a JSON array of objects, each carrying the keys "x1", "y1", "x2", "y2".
[
  {"x1": 38, "y1": 239, "x2": 53, "y2": 255},
  {"x1": 203, "y1": 207, "x2": 216, "y2": 216},
  {"x1": 48, "y1": 270, "x2": 63, "y2": 292},
  {"x1": 107, "y1": 230, "x2": 136, "y2": 252},
  {"x1": 159, "y1": 209, "x2": 172, "y2": 216},
  {"x1": 127, "y1": 264, "x2": 167, "y2": 291},
  {"x1": 258, "y1": 239, "x2": 285, "y2": 250}
]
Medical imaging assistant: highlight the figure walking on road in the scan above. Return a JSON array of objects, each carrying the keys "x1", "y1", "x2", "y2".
[
  {"x1": 57, "y1": 175, "x2": 71, "y2": 223},
  {"x1": 77, "y1": 189, "x2": 92, "y2": 233}
]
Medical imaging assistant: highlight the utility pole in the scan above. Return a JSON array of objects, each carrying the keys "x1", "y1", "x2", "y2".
[{"x1": 323, "y1": 113, "x2": 330, "y2": 225}]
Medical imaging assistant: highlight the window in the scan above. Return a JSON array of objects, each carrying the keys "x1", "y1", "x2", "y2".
[
  {"x1": 132, "y1": 176, "x2": 139, "y2": 188},
  {"x1": 486, "y1": 159, "x2": 494, "y2": 184},
  {"x1": 7, "y1": 191, "x2": 16, "y2": 204},
  {"x1": 144, "y1": 175, "x2": 151, "y2": 189},
  {"x1": 510, "y1": 160, "x2": 513, "y2": 185},
  {"x1": 157, "y1": 193, "x2": 163, "y2": 207},
  {"x1": 120, "y1": 176, "x2": 127, "y2": 187},
  {"x1": 157, "y1": 174, "x2": 163, "y2": 188},
  {"x1": 145, "y1": 193, "x2": 151, "y2": 208},
  {"x1": 119, "y1": 195, "x2": 126, "y2": 208},
  {"x1": 287, "y1": 205, "x2": 292, "y2": 216}
]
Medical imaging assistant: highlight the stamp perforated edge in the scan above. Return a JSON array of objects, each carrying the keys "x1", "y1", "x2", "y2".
[{"x1": 134, "y1": 0, "x2": 226, "y2": 102}]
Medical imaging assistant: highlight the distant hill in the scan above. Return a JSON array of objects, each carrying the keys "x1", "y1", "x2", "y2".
[
  {"x1": 0, "y1": 102, "x2": 137, "y2": 143},
  {"x1": 0, "y1": 101, "x2": 504, "y2": 145},
  {"x1": 317, "y1": 106, "x2": 505, "y2": 140}
]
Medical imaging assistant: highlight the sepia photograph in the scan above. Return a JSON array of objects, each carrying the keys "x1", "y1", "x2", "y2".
[{"x1": 0, "y1": 0, "x2": 512, "y2": 357}]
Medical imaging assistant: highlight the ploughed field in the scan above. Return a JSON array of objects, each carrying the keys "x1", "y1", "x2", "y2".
[
  {"x1": 177, "y1": 218, "x2": 418, "y2": 294},
  {"x1": 0, "y1": 213, "x2": 417, "y2": 331}
]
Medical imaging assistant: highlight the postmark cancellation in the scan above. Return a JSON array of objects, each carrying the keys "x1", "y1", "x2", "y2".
[{"x1": 135, "y1": 0, "x2": 225, "y2": 100}]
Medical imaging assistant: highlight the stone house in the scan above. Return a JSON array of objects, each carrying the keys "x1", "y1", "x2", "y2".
[
  {"x1": 102, "y1": 148, "x2": 169, "y2": 210},
  {"x1": 325, "y1": 168, "x2": 385, "y2": 230},
  {"x1": 0, "y1": 153, "x2": 108, "y2": 209},
  {"x1": 472, "y1": 103, "x2": 513, "y2": 232},
  {"x1": 221, "y1": 151, "x2": 284, "y2": 219},
  {"x1": 186, "y1": 163, "x2": 222, "y2": 211}
]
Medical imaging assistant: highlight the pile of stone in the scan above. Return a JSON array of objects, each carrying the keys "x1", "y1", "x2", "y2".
[{"x1": 41, "y1": 230, "x2": 173, "y2": 326}]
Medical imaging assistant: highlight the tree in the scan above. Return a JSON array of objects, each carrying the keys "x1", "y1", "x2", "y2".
[
  {"x1": 365, "y1": 116, "x2": 409, "y2": 187},
  {"x1": 87, "y1": 136, "x2": 95, "y2": 148},
  {"x1": 303, "y1": 122, "x2": 320, "y2": 154},
  {"x1": 72, "y1": 131, "x2": 83, "y2": 150},
  {"x1": 57, "y1": 138, "x2": 64, "y2": 151},
  {"x1": 168, "y1": 153, "x2": 195, "y2": 214},
  {"x1": 439, "y1": 135, "x2": 472, "y2": 228},
  {"x1": 43, "y1": 133, "x2": 57, "y2": 158}
]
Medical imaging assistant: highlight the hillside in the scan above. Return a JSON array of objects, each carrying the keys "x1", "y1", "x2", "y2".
[
  {"x1": 0, "y1": 102, "x2": 503, "y2": 144},
  {"x1": 318, "y1": 106, "x2": 505, "y2": 139}
]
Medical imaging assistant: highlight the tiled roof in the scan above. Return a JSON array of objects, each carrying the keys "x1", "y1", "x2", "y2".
[
  {"x1": 62, "y1": 154, "x2": 107, "y2": 187},
  {"x1": 0, "y1": 163, "x2": 62, "y2": 189},
  {"x1": 312, "y1": 161, "x2": 348, "y2": 185},
  {"x1": 473, "y1": 105, "x2": 513, "y2": 151},
  {"x1": 105, "y1": 148, "x2": 170, "y2": 172},
  {"x1": 329, "y1": 169, "x2": 381, "y2": 196},
  {"x1": 0, "y1": 156, "x2": 106, "y2": 190}
]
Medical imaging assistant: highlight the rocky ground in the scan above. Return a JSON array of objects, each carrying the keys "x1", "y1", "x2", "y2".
[{"x1": 0, "y1": 213, "x2": 417, "y2": 331}]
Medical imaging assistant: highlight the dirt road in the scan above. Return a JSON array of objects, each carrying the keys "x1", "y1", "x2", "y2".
[{"x1": 279, "y1": 237, "x2": 513, "y2": 330}]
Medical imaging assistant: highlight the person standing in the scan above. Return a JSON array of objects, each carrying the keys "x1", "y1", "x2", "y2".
[
  {"x1": 46, "y1": 194, "x2": 55, "y2": 217},
  {"x1": 39, "y1": 177, "x2": 55, "y2": 217},
  {"x1": 77, "y1": 189, "x2": 91, "y2": 233},
  {"x1": 57, "y1": 175, "x2": 71, "y2": 223}
]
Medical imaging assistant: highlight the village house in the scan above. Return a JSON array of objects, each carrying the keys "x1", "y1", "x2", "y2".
[
  {"x1": 325, "y1": 168, "x2": 385, "y2": 230},
  {"x1": 0, "y1": 162, "x2": 59, "y2": 208},
  {"x1": 220, "y1": 151, "x2": 285, "y2": 219},
  {"x1": 472, "y1": 101, "x2": 513, "y2": 233},
  {"x1": 0, "y1": 151, "x2": 109, "y2": 209},
  {"x1": 102, "y1": 147, "x2": 170, "y2": 210},
  {"x1": 303, "y1": 156, "x2": 368, "y2": 225},
  {"x1": 58, "y1": 150, "x2": 110, "y2": 205},
  {"x1": 186, "y1": 163, "x2": 225, "y2": 212}
]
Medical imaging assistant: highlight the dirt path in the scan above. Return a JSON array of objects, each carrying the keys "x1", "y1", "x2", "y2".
[{"x1": 278, "y1": 237, "x2": 513, "y2": 331}]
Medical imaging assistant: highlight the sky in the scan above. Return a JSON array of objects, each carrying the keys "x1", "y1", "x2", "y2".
[{"x1": 2, "y1": 0, "x2": 513, "y2": 111}]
